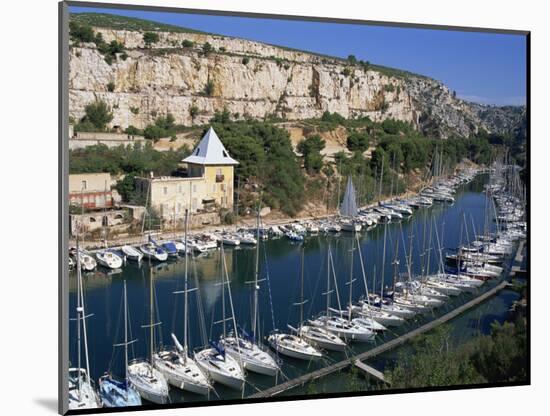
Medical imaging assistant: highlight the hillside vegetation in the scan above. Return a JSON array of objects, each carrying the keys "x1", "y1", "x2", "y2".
[{"x1": 70, "y1": 107, "x2": 505, "y2": 216}]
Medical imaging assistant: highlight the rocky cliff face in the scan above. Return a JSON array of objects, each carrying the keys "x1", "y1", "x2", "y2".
[{"x1": 69, "y1": 26, "x2": 524, "y2": 139}]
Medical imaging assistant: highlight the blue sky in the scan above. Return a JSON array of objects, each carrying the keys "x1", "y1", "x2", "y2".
[{"x1": 70, "y1": 6, "x2": 527, "y2": 106}]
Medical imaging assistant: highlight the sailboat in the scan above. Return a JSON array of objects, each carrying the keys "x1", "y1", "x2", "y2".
[
  {"x1": 96, "y1": 250, "x2": 123, "y2": 269},
  {"x1": 299, "y1": 244, "x2": 347, "y2": 352},
  {"x1": 268, "y1": 245, "x2": 323, "y2": 360},
  {"x1": 68, "y1": 237, "x2": 102, "y2": 410},
  {"x1": 351, "y1": 232, "x2": 405, "y2": 327},
  {"x1": 70, "y1": 248, "x2": 97, "y2": 271},
  {"x1": 95, "y1": 181, "x2": 124, "y2": 269},
  {"x1": 220, "y1": 208, "x2": 280, "y2": 376},
  {"x1": 140, "y1": 236, "x2": 168, "y2": 262},
  {"x1": 99, "y1": 281, "x2": 142, "y2": 407},
  {"x1": 121, "y1": 245, "x2": 143, "y2": 262},
  {"x1": 153, "y1": 209, "x2": 212, "y2": 395},
  {"x1": 127, "y1": 266, "x2": 170, "y2": 404},
  {"x1": 194, "y1": 244, "x2": 246, "y2": 390},
  {"x1": 340, "y1": 177, "x2": 362, "y2": 232},
  {"x1": 310, "y1": 236, "x2": 376, "y2": 342}
]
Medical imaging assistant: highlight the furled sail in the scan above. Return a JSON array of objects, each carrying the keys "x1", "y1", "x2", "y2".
[{"x1": 340, "y1": 176, "x2": 358, "y2": 217}]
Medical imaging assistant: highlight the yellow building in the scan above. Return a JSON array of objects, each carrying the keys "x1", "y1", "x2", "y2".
[{"x1": 135, "y1": 127, "x2": 238, "y2": 219}]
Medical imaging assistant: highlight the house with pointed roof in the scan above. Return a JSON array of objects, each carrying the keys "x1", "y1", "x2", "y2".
[{"x1": 134, "y1": 127, "x2": 238, "y2": 222}]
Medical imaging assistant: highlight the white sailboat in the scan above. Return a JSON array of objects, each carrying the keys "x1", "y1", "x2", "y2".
[
  {"x1": 68, "y1": 237, "x2": 102, "y2": 410},
  {"x1": 352, "y1": 231, "x2": 405, "y2": 327},
  {"x1": 299, "y1": 244, "x2": 347, "y2": 352},
  {"x1": 340, "y1": 177, "x2": 362, "y2": 232},
  {"x1": 268, "y1": 246, "x2": 323, "y2": 359},
  {"x1": 127, "y1": 266, "x2": 170, "y2": 404},
  {"x1": 220, "y1": 209, "x2": 280, "y2": 376},
  {"x1": 310, "y1": 234, "x2": 376, "y2": 342},
  {"x1": 154, "y1": 209, "x2": 212, "y2": 396},
  {"x1": 96, "y1": 249, "x2": 123, "y2": 269},
  {"x1": 195, "y1": 244, "x2": 246, "y2": 390},
  {"x1": 121, "y1": 245, "x2": 143, "y2": 262}
]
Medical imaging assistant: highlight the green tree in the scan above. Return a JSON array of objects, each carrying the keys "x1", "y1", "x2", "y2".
[
  {"x1": 297, "y1": 135, "x2": 326, "y2": 174},
  {"x1": 347, "y1": 131, "x2": 370, "y2": 152},
  {"x1": 143, "y1": 124, "x2": 166, "y2": 141},
  {"x1": 80, "y1": 100, "x2": 113, "y2": 130},
  {"x1": 125, "y1": 125, "x2": 142, "y2": 135},
  {"x1": 115, "y1": 173, "x2": 138, "y2": 202},
  {"x1": 181, "y1": 39, "x2": 194, "y2": 48},
  {"x1": 69, "y1": 21, "x2": 95, "y2": 43},
  {"x1": 347, "y1": 54, "x2": 357, "y2": 64},
  {"x1": 202, "y1": 42, "x2": 213, "y2": 55},
  {"x1": 386, "y1": 325, "x2": 484, "y2": 388},
  {"x1": 211, "y1": 107, "x2": 231, "y2": 123},
  {"x1": 143, "y1": 32, "x2": 160, "y2": 46}
]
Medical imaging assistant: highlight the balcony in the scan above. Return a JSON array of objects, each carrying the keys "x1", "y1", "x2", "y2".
[{"x1": 215, "y1": 174, "x2": 225, "y2": 183}]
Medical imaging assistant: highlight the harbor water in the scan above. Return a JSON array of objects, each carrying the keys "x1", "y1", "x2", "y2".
[{"x1": 69, "y1": 174, "x2": 518, "y2": 403}]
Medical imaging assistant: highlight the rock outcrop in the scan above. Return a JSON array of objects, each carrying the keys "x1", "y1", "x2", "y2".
[{"x1": 69, "y1": 25, "x2": 525, "y2": 139}]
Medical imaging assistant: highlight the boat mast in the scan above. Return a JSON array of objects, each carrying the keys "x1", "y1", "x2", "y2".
[
  {"x1": 149, "y1": 266, "x2": 154, "y2": 377},
  {"x1": 392, "y1": 230, "x2": 400, "y2": 295},
  {"x1": 220, "y1": 244, "x2": 227, "y2": 339},
  {"x1": 252, "y1": 206, "x2": 261, "y2": 340},
  {"x1": 356, "y1": 231, "x2": 374, "y2": 318},
  {"x1": 75, "y1": 235, "x2": 82, "y2": 397},
  {"x1": 183, "y1": 209, "x2": 189, "y2": 361},
  {"x1": 326, "y1": 244, "x2": 331, "y2": 317},
  {"x1": 347, "y1": 233, "x2": 355, "y2": 323},
  {"x1": 380, "y1": 223, "x2": 388, "y2": 304},
  {"x1": 300, "y1": 246, "x2": 305, "y2": 325},
  {"x1": 78, "y1": 241, "x2": 92, "y2": 388},
  {"x1": 124, "y1": 280, "x2": 129, "y2": 385}
]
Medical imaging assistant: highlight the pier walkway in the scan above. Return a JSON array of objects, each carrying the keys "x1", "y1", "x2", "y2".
[{"x1": 249, "y1": 280, "x2": 511, "y2": 398}]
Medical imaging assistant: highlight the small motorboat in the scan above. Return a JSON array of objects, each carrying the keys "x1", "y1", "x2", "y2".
[
  {"x1": 121, "y1": 245, "x2": 143, "y2": 262},
  {"x1": 71, "y1": 249, "x2": 97, "y2": 271},
  {"x1": 96, "y1": 250, "x2": 123, "y2": 269},
  {"x1": 160, "y1": 241, "x2": 179, "y2": 257},
  {"x1": 139, "y1": 243, "x2": 168, "y2": 262}
]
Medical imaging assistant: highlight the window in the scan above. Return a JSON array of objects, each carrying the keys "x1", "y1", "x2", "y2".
[
  {"x1": 193, "y1": 185, "x2": 197, "y2": 193},
  {"x1": 81, "y1": 180, "x2": 87, "y2": 190},
  {"x1": 178, "y1": 185, "x2": 182, "y2": 193},
  {"x1": 163, "y1": 187, "x2": 168, "y2": 195},
  {"x1": 221, "y1": 184, "x2": 226, "y2": 192},
  {"x1": 216, "y1": 168, "x2": 222, "y2": 176}
]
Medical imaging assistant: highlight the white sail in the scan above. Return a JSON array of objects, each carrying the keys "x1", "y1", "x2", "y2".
[{"x1": 340, "y1": 176, "x2": 358, "y2": 217}]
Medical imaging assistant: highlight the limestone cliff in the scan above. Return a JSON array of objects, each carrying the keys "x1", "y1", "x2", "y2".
[{"x1": 68, "y1": 21, "x2": 525, "y2": 139}]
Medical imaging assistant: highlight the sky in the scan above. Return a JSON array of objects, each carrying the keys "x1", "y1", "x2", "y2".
[{"x1": 70, "y1": 6, "x2": 527, "y2": 106}]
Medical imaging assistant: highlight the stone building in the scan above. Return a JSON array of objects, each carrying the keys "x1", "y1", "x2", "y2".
[
  {"x1": 135, "y1": 127, "x2": 238, "y2": 220},
  {"x1": 69, "y1": 173, "x2": 113, "y2": 209}
]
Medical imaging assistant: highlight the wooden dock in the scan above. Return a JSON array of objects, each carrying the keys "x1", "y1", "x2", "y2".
[
  {"x1": 354, "y1": 361, "x2": 389, "y2": 384},
  {"x1": 249, "y1": 280, "x2": 510, "y2": 398}
]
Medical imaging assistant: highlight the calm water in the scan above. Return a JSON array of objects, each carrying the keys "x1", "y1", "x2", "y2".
[{"x1": 69, "y1": 174, "x2": 516, "y2": 403}]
